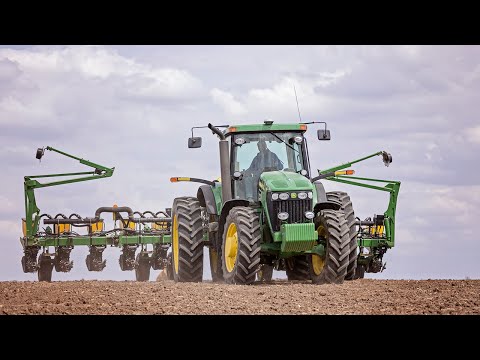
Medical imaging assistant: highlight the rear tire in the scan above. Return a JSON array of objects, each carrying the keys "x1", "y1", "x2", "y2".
[
  {"x1": 171, "y1": 197, "x2": 204, "y2": 282},
  {"x1": 135, "y1": 253, "x2": 151, "y2": 282},
  {"x1": 286, "y1": 255, "x2": 310, "y2": 281},
  {"x1": 326, "y1": 191, "x2": 358, "y2": 280},
  {"x1": 222, "y1": 207, "x2": 261, "y2": 285},
  {"x1": 37, "y1": 253, "x2": 53, "y2": 282},
  {"x1": 310, "y1": 209, "x2": 350, "y2": 284}
]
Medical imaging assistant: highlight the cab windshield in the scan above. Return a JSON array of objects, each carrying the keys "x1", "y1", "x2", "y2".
[{"x1": 231, "y1": 132, "x2": 306, "y2": 200}]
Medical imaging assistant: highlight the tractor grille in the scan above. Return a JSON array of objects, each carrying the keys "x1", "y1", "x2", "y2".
[{"x1": 269, "y1": 197, "x2": 312, "y2": 232}]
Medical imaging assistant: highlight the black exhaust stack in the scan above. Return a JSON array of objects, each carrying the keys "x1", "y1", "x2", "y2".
[{"x1": 208, "y1": 123, "x2": 232, "y2": 203}]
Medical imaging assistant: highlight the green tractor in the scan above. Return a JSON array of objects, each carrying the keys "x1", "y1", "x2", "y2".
[{"x1": 170, "y1": 121, "x2": 400, "y2": 285}]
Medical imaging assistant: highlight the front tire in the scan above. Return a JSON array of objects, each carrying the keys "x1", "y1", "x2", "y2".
[
  {"x1": 310, "y1": 209, "x2": 350, "y2": 284},
  {"x1": 326, "y1": 191, "x2": 358, "y2": 280},
  {"x1": 286, "y1": 255, "x2": 310, "y2": 281},
  {"x1": 171, "y1": 197, "x2": 204, "y2": 282},
  {"x1": 222, "y1": 207, "x2": 261, "y2": 285}
]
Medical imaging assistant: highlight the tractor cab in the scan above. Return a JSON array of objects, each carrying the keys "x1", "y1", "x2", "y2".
[{"x1": 226, "y1": 126, "x2": 311, "y2": 201}]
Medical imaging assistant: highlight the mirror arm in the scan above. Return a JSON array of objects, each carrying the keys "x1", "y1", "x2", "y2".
[
  {"x1": 191, "y1": 125, "x2": 229, "y2": 139},
  {"x1": 300, "y1": 121, "x2": 328, "y2": 131}
]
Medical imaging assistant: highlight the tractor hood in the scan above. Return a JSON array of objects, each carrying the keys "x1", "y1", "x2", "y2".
[{"x1": 259, "y1": 171, "x2": 314, "y2": 192}]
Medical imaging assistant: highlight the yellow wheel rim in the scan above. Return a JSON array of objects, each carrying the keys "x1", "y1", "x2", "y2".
[
  {"x1": 313, "y1": 224, "x2": 327, "y2": 276},
  {"x1": 224, "y1": 222, "x2": 238, "y2": 273},
  {"x1": 312, "y1": 254, "x2": 325, "y2": 275},
  {"x1": 210, "y1": 248, "x2": 219, "y2": 274},
  {"x1": 173, "y1": 215, "x2": 179, "y2": 274}
]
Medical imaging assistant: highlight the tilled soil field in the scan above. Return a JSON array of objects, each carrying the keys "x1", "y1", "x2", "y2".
[{"x1": 0, "y1": 279, "x2": 478, "y2": 314}]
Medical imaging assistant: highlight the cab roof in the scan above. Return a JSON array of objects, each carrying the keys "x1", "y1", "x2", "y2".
[{"x1": 225, "y1": 122, "x2": 307, "y2": 136}]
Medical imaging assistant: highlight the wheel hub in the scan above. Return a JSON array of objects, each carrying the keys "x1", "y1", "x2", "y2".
[
  {"x1": 173, "y1": 215, "x2": 179, "y2": 274},
  {"x1": 313, "y1": 224, "x2": 327, "y2": 275},
  {"x1": 225, "y1": 222, "x2": 238, "y2": 273}
]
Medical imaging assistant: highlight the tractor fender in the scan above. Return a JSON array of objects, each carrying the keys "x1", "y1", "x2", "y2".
[
  {"x1": 313, "y1": 181, "x2": 341, "y2": 213},
  {"x1": 197, "y1": 185, "x2": 218, "y2": 215},
  {"x1": 216, "y1": 199, "x2": 250, "y2": 252},
  {"x1": 314, "y1": 201, "x2": 341, "y2": 214}
]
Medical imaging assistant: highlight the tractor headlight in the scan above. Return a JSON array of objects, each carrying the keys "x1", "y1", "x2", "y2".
[
  {"x1": 279, "y1": 193, "x2": 290, "y2": 200},
  {"x1": 298, "y1": 192, "x2": 307, "y2": 200},
  {"x1": 307, "y1": 192, "x2": 313, "y2": 199},
  {"x1": 305, "y1": 211, "x2": 315, "y2": 220},
  {"x1": 278, "y1": 212, "x2": 289, "y2": 221},
  {"x1": 271, "y1": 193, "x2": 279, "y2": 200}
]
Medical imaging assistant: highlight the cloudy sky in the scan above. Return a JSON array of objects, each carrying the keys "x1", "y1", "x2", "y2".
[{"x1": 0, "y1": 45, "x2": 479, "y2": 281}]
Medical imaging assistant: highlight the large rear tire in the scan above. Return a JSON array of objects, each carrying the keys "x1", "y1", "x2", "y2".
[
  {"x1": 326, "y1": 191, "x2": 358, "y2": 280},
  {"x1": 310, "y1": 209, "x2": 350, "y2": 284},
  {"x1": 171, "y1": 197, "x2": 204, "y2": 282},
  {"x1": 222, "y1": 207, "x2": 261, "y2": 285},
  {"x1": 286, "y1": 255, "x2": 310, "y2": 281}
]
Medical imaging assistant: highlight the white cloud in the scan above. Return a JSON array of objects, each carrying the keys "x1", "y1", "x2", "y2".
[
  {"x1": 211, "y1": 73, "x2": 349, "y2": 121},
  {"x1": 0, "y1": 46, "x2": 139, "y2": 78},
  {"x1": 0, "y1": 220, "x2": 20, "y2": 237},
  {"x1": 399, "y1": 45, "x2": 422, "y2": 58},
  {"x1": 209, "y1": 70, "x2": 351, "y2": 120},
  {"x1": 0, "y1": 46, "x2": 204, "y2": 103},
  {"x1": 118, "y1": 67, "x2": 203, "y2": 101},
  {"x1": 465, "y1": 125, "x2": 480, "y2": 144},
  {"x1": 0, "y1": 194, "x2": 21, "y2": 218},
  {"x1": 210, "y1": 88, "x2": 247, "y2": 116},
  {"x1": 0, "y1": 96, "x2": 54, "y2": 126},
  {"x1": 0, "y1": 58, "x2": 21, "y2": 80},
  {"x1": 247, "y1": 72, "x2": 348, "y2": 105},
  {"x1": 314, "y1": 69, "x2": 351, "y2": 88}
]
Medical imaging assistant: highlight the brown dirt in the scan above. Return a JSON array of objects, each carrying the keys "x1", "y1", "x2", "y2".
[{"x1": 0, "y1": 279, "x2": 478, "y2": 315}]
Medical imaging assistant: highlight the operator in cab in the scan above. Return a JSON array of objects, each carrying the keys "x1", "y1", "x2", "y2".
[
  {"x1": 247, "y1": 138, "x2": 283, "y2": 172},
  {"x1": 244, "y1": 138, "x2": 283, "y2": 201}
]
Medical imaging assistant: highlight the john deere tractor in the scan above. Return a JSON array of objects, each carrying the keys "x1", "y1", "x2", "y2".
[{"x1": 170, "y1": 121, "x2": 400, "y2": 285}]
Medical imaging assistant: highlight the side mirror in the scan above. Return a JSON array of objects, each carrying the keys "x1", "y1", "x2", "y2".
[
  {"x1": 317, "y1": 129, "x2": 331, "y2": 141},
  {"x1": 188, "y1": 137, "x2": 202, "y2": 148}
]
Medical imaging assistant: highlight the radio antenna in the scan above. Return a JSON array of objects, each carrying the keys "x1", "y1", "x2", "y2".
[{"x1": 293, "y1": 84, "x2": 303, "y2": 122}]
